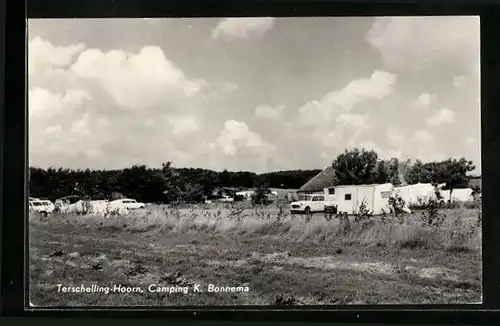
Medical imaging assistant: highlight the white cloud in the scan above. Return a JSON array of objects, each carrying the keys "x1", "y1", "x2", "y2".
[
  {"x1": 297, "y1": 100, "x2": 331, "y2": 127},
  {"x1": 28, "y1": 36, "x2": 244, "y2": 170},
  {"x1": 255, "y1": 104, "x2": 284, "y2": 120},
  {"x1": 366, "y1": 16, "x2": 479, "y2": 73},
  {"x1": 28, "y1": 36, "x2": 86, "y2": 77},
  {"x1": 167, "y1": 116, "x2": 200, "y2": 136},
  {"x1": 70, "y1": 46, "x2": 206, "y2": 110},
  {"x1": 384, "y1": 149, "x2": 403, "y2": 160},
  {"x1": 321, "y1": 70, "x2": 397, "y2": 112},
  {"x1": 453, "y1": 75, "x2": 468, "y2": 89},
  {"x1": 427, "y1": 108, "x2": 456, "y2": 126},
  {"x1": 297, "y1": 70, "x2": 395, "y2": 127},
  {"x1": 212, "y1": 17, "x2": 275, "y2": 41},
  {"x1": 359, "y1": 140, "x2": 384, "y2": 154},
  {"x1": 28, "y1": 87, "x2": 90, "y2": 119},
  {"x1": 70, "y1": 113, "x2": 91, "y2": 135},
  {"x1": 335, "y1": 113, "x2": 370, "y2": 129},
  {"x1": 385, "y1": 127, "x2": 406, "y2": 147},
  {"x1": 466, "y1": 137, "x2": 477, "y2": 145},
  {"x1": 413, "y1": 92, "x2": 438, "y2": 109},
  {"x1": 214, "y1": 120, "x2": 273, "y2": 156},
  {"x1": 321, "y1": 130, "x2": 344, "y2": 147},
  {"x1": 411, "y1": 129, "x2": 435, "y2": 144}
]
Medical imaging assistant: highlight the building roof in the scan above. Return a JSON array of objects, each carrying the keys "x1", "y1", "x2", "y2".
[{"x1": 298, "y1": 165, "x2": 337, "y2": 192}]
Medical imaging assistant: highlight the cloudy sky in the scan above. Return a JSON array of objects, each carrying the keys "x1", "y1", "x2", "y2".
[{"x1": 28, "y1": 16, "x2": 480, "y2": 173}]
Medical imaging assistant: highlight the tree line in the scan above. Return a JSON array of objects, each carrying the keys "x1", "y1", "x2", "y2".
[
  {"x1": 28, "y1": 161, "x2": 322, "y2": 203},
  {"x1": 29, "y1": 148, "x2": 479, "y2": 204},
  {"x1": 332, "y1": 149, "x2": 478, "y2": 194}
]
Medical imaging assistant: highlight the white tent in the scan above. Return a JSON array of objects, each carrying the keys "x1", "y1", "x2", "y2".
[
  {"x1": 392, "y1": 183, "x2": 438, "y2": 206},
  {"x1": 440, "y1": 188, "x2": 474, "y2": 202},
  {"x1": 235, "y1": 190, "x2": 254, "y2": 200},
  {"x1": 327, "y1": 183, "x2": 394, "y2": 215},
  {"x1": 56, "y1": 199, "x2": 129, "y2": 216}
]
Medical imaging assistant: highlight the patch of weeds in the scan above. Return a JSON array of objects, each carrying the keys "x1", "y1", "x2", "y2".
[
  {"x1": 228, "y1": 207, "x2": 245, "y2": 221},
  {"x1": 274, "y1": 293, "x2": 303, "y2": 305},
  {"x1": 421, "y1": 199, "x2": 445, "y2": 227},
  {"x1": 397, "y1": 239, "x2": 429, "y2": 250},
  {"x1": 126, "y1": 261, "x2": 148, "y2": 276},
  {"x1": 250, "y1": 265, "x2": 264, "y2": 274},
  {"x1": 91, "y1": 261, "x2": 104, "y2": 271},
  {"x1": 353, "y1": 199, "x2": 373, "y2": 223},
  {"x1": 159, "y1": 272, "x2": 193, "y2": 287},
  {"x1": 446, "y1": 246, "x2": 472, "y2": 254},
  {"x1": 388, "y1": 193, "x2": 406, "y2": 217},
  {"x1": 49, "y1": 249, "x2": 65, "y2": 258}
]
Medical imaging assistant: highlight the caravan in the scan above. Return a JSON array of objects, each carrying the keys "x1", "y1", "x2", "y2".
[{"x1": 325, "y1": 183, "x2": 394, "y2": 215}]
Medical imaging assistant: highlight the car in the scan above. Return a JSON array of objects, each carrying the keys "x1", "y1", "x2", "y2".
[
  {"x1": 219, "y1": 195, "x2": 234, "y2": 203},
  {"x1": 117, "y1": 198, "x2": 145, "y2": 210},
  {"x1": 289, "y1": 194, "x2": 337, "y2": 214},
  {"x1": 29, "y1": 200, "x2": 55, "y2": 217}
]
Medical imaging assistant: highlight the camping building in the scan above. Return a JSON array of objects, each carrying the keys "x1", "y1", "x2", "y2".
[{"x1": 296, "y1": 165, "x2": 337, "y2": 196}]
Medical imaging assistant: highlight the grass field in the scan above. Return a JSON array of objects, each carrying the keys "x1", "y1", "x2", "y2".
[{"x1": 28, "y1": 204, "x2": 482, "y2": 306}]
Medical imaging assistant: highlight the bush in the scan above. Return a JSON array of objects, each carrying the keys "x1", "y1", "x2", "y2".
[
  {"x1": 388, "y1": 193, "x2": 406, "y2": 217},
  {"x1": 353, "y1": 198, "x2": 373, "y2": 223},
  {"x1": 464, "y1": 201, "x2": 480, "y2": 209},
  {"x1": 251, "y1": 186, "x2": 271, "y2": 206},
  {"x1": 421, "y1": 198, "x2": 445, "y2": 227}
]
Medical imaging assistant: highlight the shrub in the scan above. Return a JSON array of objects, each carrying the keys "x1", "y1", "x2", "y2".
[
  {"x1": 464, "y1": 201, "x2": 480, "y2": 209},
  {"x1": 421, "y1": 198, "x2": 445, "y2": 227},
  {"x1": 388, "y1": 193, "x2": 406, "y2": 217},
  {"x1": 353, "y1": 198, "x2": 373, "y2": 223},
  {"x1": 251, "y1": 187, "x2": 271, "y2": 206}
]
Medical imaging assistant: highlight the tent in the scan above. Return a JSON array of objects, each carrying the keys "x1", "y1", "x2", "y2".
[
  {"x1": 328, "y1": 183, "x2": 394, "y2": 215},
  {"x1": 440, "y1": 188, "x2": 474, "y2": 202},
  {"x1": 392, "y1": 183, "x2": 438, "y2": 206}
]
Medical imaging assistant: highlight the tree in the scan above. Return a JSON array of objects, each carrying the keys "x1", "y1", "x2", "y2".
[
  {"x1": 332, "y1": 149, "x2": 385, "y2": 185},
  {"x1": 387, "y1": 158, "x2": 401, "y2": 185},
  {"x1": 405, "y1": 159, "x2": 425, "y2": 184},
  {"x1": 374, "y1": 160, "x2": 389, "y2": 184},
  {"x1": 251, "y1": 179, "x2": 271, "y2": 205},
  {"x1": 438, "y1": 158, "x2": 475, "y2": 195}
]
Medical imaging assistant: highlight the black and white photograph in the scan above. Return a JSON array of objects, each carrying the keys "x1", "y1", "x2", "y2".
[{"x1": 28, "y1": 16, "x2": 481, "y2": 306}]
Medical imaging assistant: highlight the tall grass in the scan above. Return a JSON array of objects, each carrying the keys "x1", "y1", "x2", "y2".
[{"x1": 29, "y1": 204, "x2": 481, "y2": 251}]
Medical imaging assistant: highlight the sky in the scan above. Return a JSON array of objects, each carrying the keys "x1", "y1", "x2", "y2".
[{"x1": 28, "y1": 16, "x2": 481, "y2": 174}]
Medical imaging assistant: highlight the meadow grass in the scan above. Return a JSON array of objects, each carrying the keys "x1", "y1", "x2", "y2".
[
  {"x1": 28, "y1": 204, "x2": 482, "y2": 306},
  {"x1": 30, "y1": 204, "x2": 481, "y2": 251}
]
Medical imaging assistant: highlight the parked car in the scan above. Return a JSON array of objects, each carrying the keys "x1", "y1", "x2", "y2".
[
  {"x1": 219, "y1": 195, "x2": 234, "y2": 203},
  {"x1": 29, "y1": 200, "x2": 55, "y2": 217},
  {"x1": 289, "y1": 194, "x2": 337, "y2": 214},
  {"x1": 116, "y1": 198, "x2": 145, "y2": 210}
]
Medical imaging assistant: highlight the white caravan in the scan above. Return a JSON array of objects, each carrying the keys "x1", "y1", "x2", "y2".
[{"x1": 326, "y1": 183, "x2": 396, "y2": 215}]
